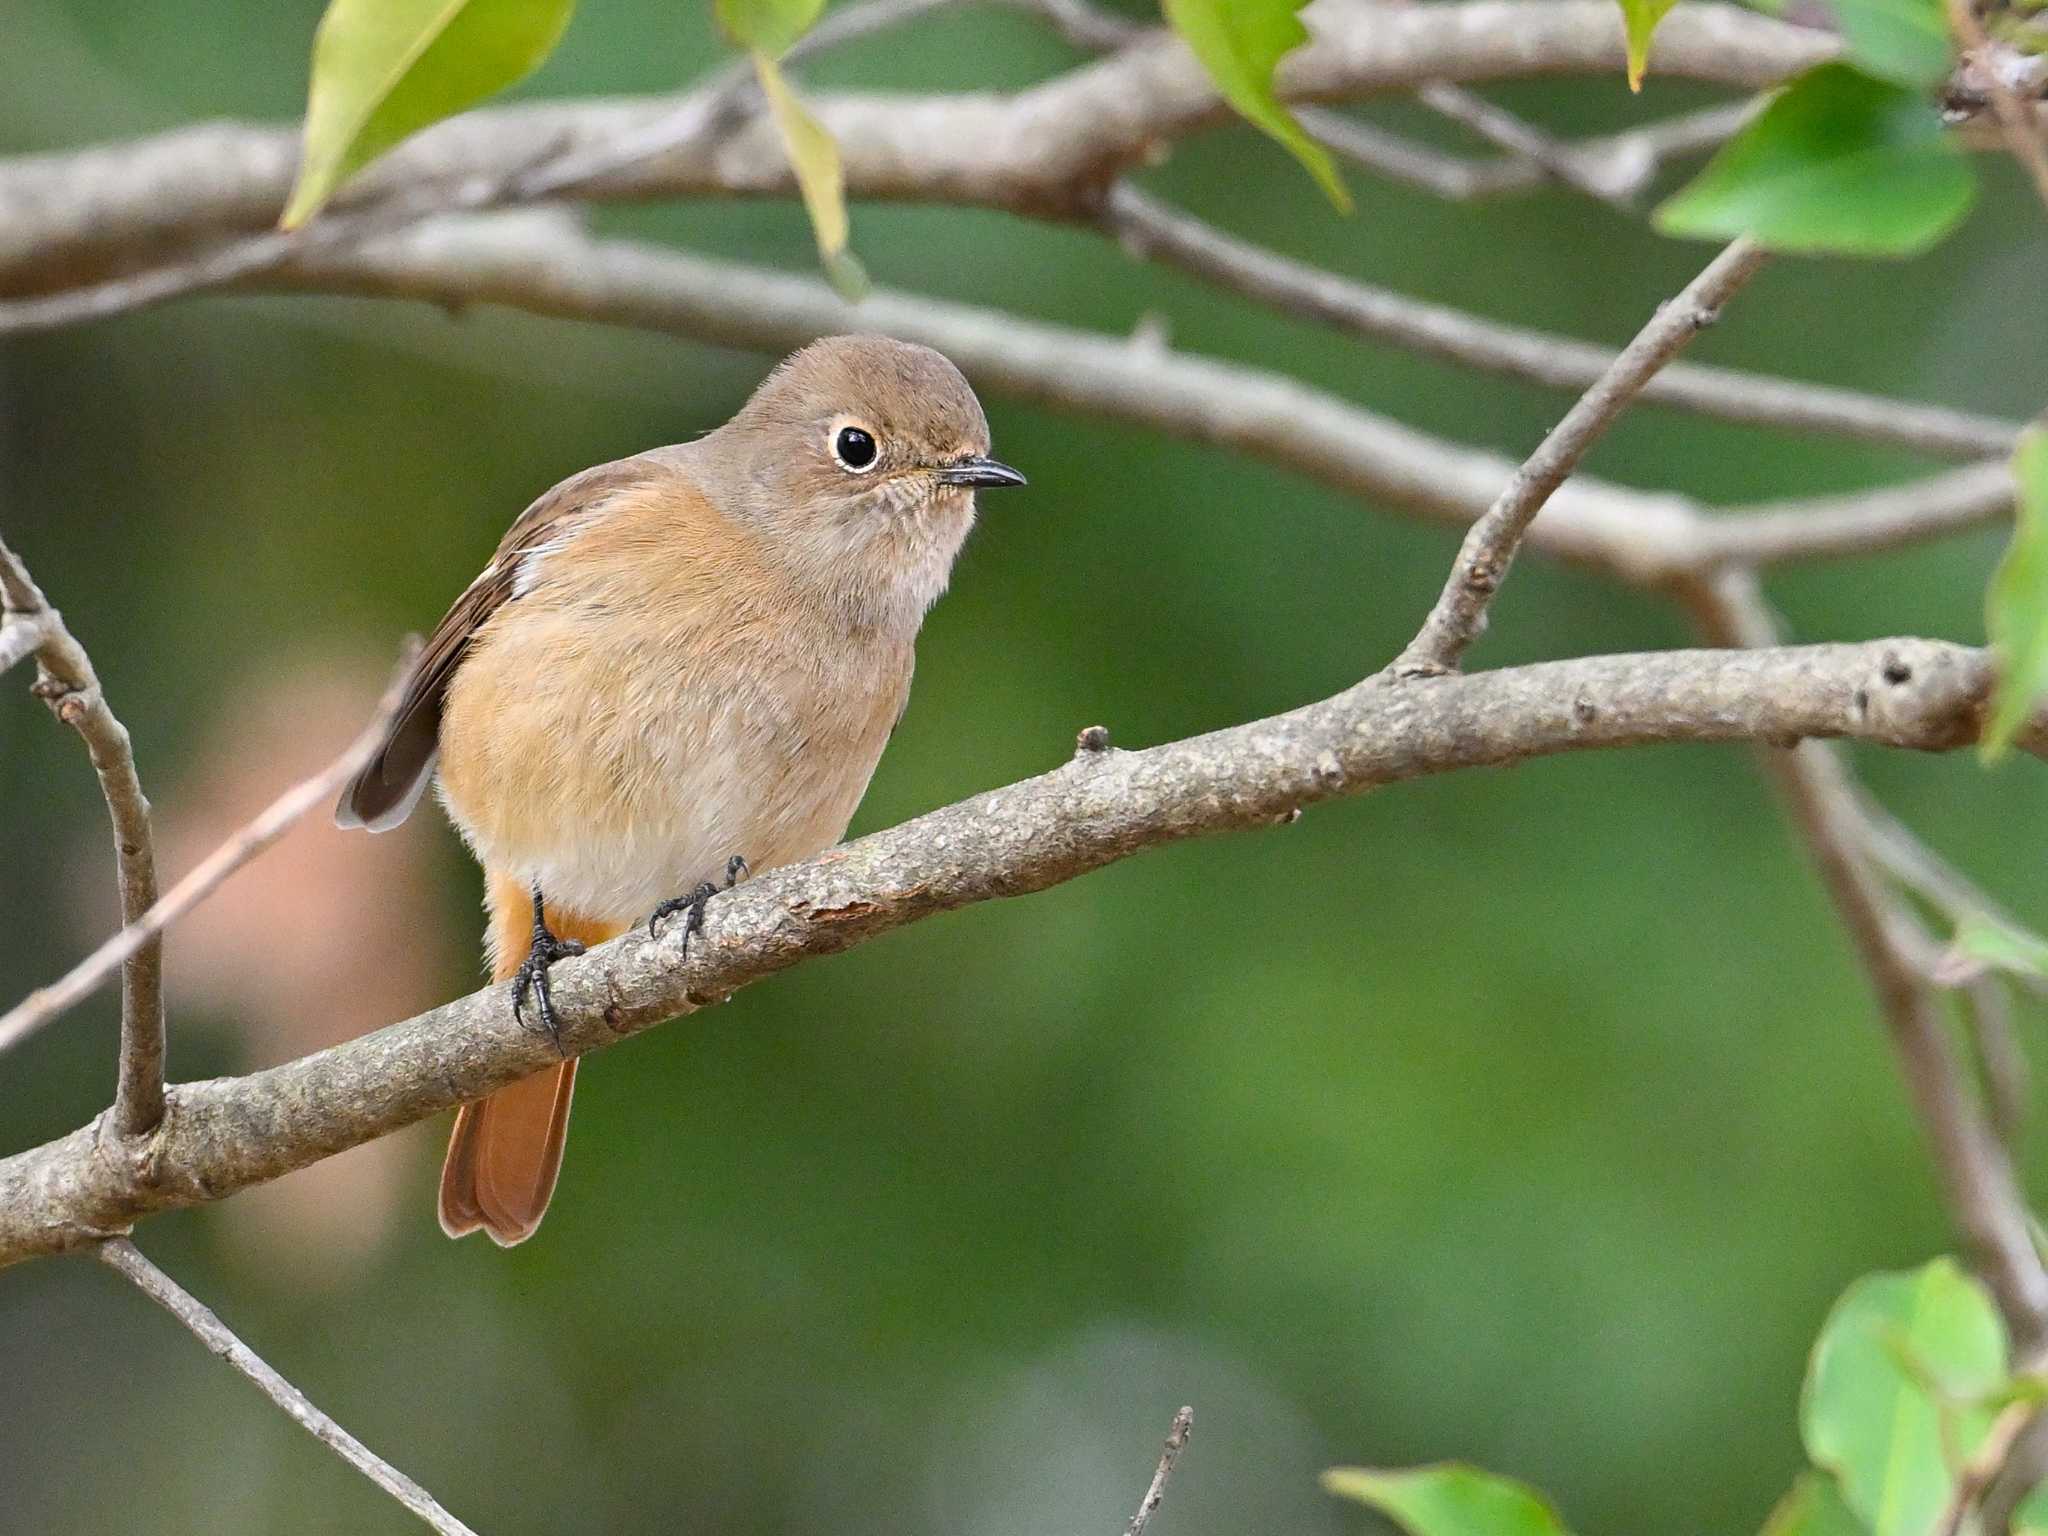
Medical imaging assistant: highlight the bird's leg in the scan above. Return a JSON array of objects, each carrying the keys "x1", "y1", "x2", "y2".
[
  {"x1": 649, "y1": 855, "x2": 749, "y2": 955},
  {"x1": 511, "y1": 885, "x2": 585, "y2": 1047}
]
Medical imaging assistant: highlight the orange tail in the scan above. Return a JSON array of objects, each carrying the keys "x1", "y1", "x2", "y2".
[
  {"x1": 439, "y1": 876, "x2": 625, "y2": 1246},
  {"x1": 439, "y1": 1060, "x2": 578, "y2": 1246}
]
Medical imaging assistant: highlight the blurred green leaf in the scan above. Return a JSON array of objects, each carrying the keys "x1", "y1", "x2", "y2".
[
  {"x1": 752, "y1": 51, "x2": 869, "y2": 300},
  {"x1": 1322, "y1": 1464, "x2": 1574, "y2": 1536},
  {"x1": 716, "y1": 0, "x2": 825, "y2": 56},
  {"x1": 1618, "y1": 0, "x2": 1679, "y2": 90},
  {"x1": 1983, "y1": 428, "x2": 2048, "y2": 761},
  {"x1": 1761, "y1": 1473, "x2": 1870, "y2": 1536},
  {"x1": 1944, "y1": 913, "x2": 2048, "y2": 978},
  {"x1": 283, "y1": 0, "x2": 575, "y2": 228},
  {"x1": 1161, "y1": 0, "x2": 1351, "y2": 211},
  {"x1": 1800, "y1": 1259, "x2": 2008, "y2": 1536},
  {"x1": 1654, "y1": 64, "x2": 1975, "y2": 255},
  {"x1": 1829, "y1": 0, "x2": 1954, "y2": 88}
]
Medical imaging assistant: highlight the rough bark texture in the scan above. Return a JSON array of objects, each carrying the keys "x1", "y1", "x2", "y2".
[{"x1": 0, "y1": 638, "x2": 2018, "y2": 1270}]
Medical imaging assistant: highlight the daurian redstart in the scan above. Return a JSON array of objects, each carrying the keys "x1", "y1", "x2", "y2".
[{"x1": 337, "y1": 335, "x2": 1024, "y2": 1245}]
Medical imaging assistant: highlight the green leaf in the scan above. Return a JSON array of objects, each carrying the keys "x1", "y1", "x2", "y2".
[
  {"x1": 752, "y1": 52, "x2": 869, "y2": 301},
  {"x1": 717, "y1": 0, "x2": 826, "y2": 56},
  {"x1": 1946, "y1": 913, "x2": 2048, "y2": 979},
  {"x1": 1800, "y1": 1259, "x2": 2009, "y2": 1536},
  {"x1": 1984, "y1": 427, "x2": 2048, "y2": 760},
  {"x1": 1654, "y1": 64, "x2": 1976, "y2": 256},
  {"x1": 1830, "y1": 0, "x2": 1954, "y2": 89},
  {"x1": 1322, "y1": 1465, "x2": 1574, "y2": 1536},
  {"x1": 1619, "y1": 0, "x2": 1680, "y2": 90},
  {"x1": 1161, "y1": 0, "x2": 1351, "y2": 212},
  {"x1": 1760, "y1": 1473, "x2": 1870, "y2": 1536},
  {"x1": 284, "y1": 0, "x2": 575, "y2": 228}
]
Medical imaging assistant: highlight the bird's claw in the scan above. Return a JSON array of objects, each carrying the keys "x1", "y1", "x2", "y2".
[
  {"x1": 649, "y1": 854, "x2": 749, "y2": 955},
  {"x1": 510, "y1": 908, "x2": 585, "y2": 1049}
]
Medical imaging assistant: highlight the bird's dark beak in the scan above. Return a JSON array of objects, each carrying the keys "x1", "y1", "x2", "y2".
[{"x1": 935, "y1": 455, "x2": 1027, "y2": 489}]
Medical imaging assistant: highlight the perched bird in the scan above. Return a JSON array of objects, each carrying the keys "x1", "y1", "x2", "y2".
[{"x1": 336, "y1": 335, "x2": 1024, "y2": 1245}]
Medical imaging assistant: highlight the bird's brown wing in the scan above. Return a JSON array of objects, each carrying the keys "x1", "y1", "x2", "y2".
[{"x1": 335, "y1": 458, "x2": 660, "y2": 832}]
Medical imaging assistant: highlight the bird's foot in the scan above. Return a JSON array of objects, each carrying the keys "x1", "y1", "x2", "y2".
[
  {"x1": 649, "y1": 855, "x2": 749, "y2": 955},
  {"x1": 511, "y1": 891, "x2": 586, "y2": 1048}
]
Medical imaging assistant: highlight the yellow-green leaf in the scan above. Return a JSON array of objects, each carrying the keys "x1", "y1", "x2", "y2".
[
  {"x1": 1619, "y1": 0, "x2": 1679, "y2": 90},
  {"x1": 717, "y1": 0, "x2": 826, "y2": 56},
  {"x1": 752, "y1": 51, "x2": 869, "y2": 301},
  {"x1": 1322, "y1": 1464, "x2": 1574, "y2": 1536},
  {"x1": 284, "y1": 0, "x2": 575, "y2": 228},
  {"x1": 1161, "y1": 0, "x2": 1350, "y2": 212},
  {"x1": 1984, "y1": 427, "x2": 2048, "y2": 760}
]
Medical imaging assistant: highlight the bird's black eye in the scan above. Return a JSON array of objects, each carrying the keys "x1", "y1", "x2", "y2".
[{"x1": 833, "y1": 426, "x2": 879, "y2": 472}]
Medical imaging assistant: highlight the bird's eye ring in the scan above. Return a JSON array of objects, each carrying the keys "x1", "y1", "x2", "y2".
[{"x1": 832, "y1": 425, "x2": 879, "y2": 472}]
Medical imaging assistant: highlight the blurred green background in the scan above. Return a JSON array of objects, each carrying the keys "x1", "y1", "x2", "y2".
[{"x1": 5, "y1": 3, "x2": 2048, "y2": 1532}]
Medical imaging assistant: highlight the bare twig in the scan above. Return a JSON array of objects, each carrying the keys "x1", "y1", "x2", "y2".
[
  {"x1": 1938, "y1": 1396, "x2": 2038, "y2": 1536},
  {"x1": 1415, "y1": 83, "x2": 1638, "y2": 204},
  {"x1": 1944, "y1": 3, "x2": 2048, "y2": 215},
  {"x1": 0, "y1": 643, "x2": 418, "y2": 1057},
  {"x1": 1101, "y1": 186, "x2": 2013, "y2": 460},
  {"x1": 1126, "y1": 1406, "x2": 1194, "y2": 1536},
  {"x1": 1299, "y1": 98, "x2": 1757, "y2": 202},
  {"x1": 1690, "y1": 461, "x2": 2016, "y2": 568},
  {"x1": 1394, "y1": 239, "x2": 1771, "y2": 675},
  {"x1": 97, "y1": 1239, "x2": 481, "y2": 1536},
  {"x1": 0, "y1": 534, "x2": 166, "y2": 1136},
  {"x1": 0, "y1": 634, "x2": 2036, "y2": 1269},
  {"x1": 1686, "y1": 574, "x2": 2048, "y2": 1354}
]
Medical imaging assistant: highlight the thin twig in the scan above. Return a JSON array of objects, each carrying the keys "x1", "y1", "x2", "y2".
[
  {"x1": 1938, "y1": 1396, "x2": 2038, "y2": 1536},
  {"x1": 1126, "y1": 1406, "x2": 1194, "y2": 1536},
  {"x1": 97, "y1": 1239, "x2": 481, "y2": 1536},
  {"x1": 1416, "y1": 83, "x2": 1638, "y2": 204},
  {"x1": 1686, "y1": 573, "x2": 2048, "y2": 1355},
  {"x1": 0, "y1": 533, "x2": 166, "y2": 1135},
  {"x1": 1300, "y1": 98, "x2": 1757, "y2": 202},
  {"x1": 0, "y1": 642, "x2": 418, "y2": 1058},
  {"x1": 1393, "y1": 239, "x2": 1771, "y2": 675},
  {"x1": 1101, "y1": 186, "x2": 2015, "y2": 460},
  {"x1": 1944, "y1": 2, "x2": 2048, "y2": 215}
]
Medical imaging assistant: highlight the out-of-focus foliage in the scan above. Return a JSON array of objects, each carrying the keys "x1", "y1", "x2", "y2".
[
  {"x1": 1323, "y1": 1464, "x2": 1576, "y2": 1536},
  {"x1": 4, "y1": 3, "x2": 2048, "y2": 1535},
  {"x1": 1799, "y1": 1260, "x2": 2007, "y2": 1536},
  {"x1": 1654, "y1": 64, "x2": 1975, "y2": 254}
]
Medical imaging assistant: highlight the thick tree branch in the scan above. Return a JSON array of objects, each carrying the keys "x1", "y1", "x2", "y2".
[
  {"x1": 1101, "y1": 186, "x2": 2019, "y2": 460},
  {"x1": 0, "y1": 534, "x2": 166, "y2": 1137},
  {"x1": 229, "y1": 214, "x2": 2009, "y2": 592},
  {"x1": 0, "y1": 2, "x2": 1831, "y2": 305},
  {"x1": 1394, "y1": 239, "x2": 1770, "y2": 674},
  {"x1": 0, "y1": 637, "x2": 2032, "y2": 1271},
  {"x1": 98, "y1": 1239, "x2": 481, "y2": 1536}
]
